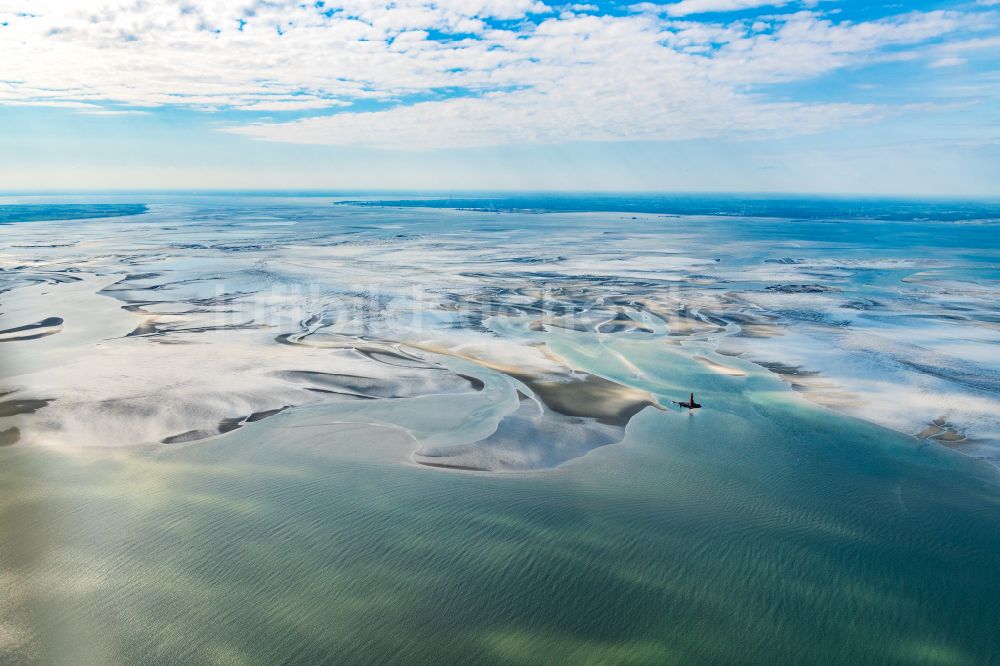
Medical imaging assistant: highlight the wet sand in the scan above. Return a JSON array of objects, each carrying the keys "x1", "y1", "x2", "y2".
[
  {"x1": 0, "y1": 316, "x2": 63, "y2": 342},
  {"x1": 693, "y1": 355, "x2": 747, "y2": 377},
  {"x1": 0, "y1": 199, "x2": 997, "y2": 469}
]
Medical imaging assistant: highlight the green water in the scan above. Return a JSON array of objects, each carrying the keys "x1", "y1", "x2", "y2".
[{"x1": 2, "y1": 344, "x2": 999, "y2": 665}]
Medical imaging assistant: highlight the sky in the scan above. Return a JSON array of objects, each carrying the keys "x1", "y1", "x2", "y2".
[{"x1": 0, "y1": 0, "x2": 998, "y2": 194}]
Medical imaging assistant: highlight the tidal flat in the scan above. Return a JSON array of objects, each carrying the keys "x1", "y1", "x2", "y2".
[{"x1": 1, "y1": 195, "x2": 999, "y2": 664}]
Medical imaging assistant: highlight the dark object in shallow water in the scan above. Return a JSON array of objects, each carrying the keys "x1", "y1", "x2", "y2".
[{"x1": 678, "y1": 393, "x2": 702, "y2": 410}]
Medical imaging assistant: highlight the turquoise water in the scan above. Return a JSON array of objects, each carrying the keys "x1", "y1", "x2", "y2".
[
  {"x1": 0, "y1": 204, "x2": 147, "y2": 225},
  {"x1": 3, "y1": 343, "x2": 999, "y2": 664}
]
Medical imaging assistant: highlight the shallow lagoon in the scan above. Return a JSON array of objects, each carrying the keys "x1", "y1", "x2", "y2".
[
  {"x1": 4, "y1": 371, "x2": 999, "y2": 664},
  {"x1": 1, "y1": 196, "x2": 999, "y2": 663}
]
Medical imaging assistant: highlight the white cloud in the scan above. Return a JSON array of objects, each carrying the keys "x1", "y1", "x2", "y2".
[
  {"x1": 229, "y1": 86, "x2": 882, "y2": 149},
  {"x1": 704, "y1": 10, "x2": 980, "y2": 84},
  {"x1": 930, "y1": 56, "x2": 966, "y2": 68},
  {"x1": 235, "y1": 99, "x2": 352, "y2": 112},
  {"x1": 659, "y1": 0, "x2": 799, "y2": 18},
  {"x1": 75, "y1": 108, "x2": 150, "y2": 115},
  {"x1": 0, "y1": 1, "x2": 994, "y2": 148},
  {"x1": 934, "y1": 34, "x2": 1000, "y2": 54}
]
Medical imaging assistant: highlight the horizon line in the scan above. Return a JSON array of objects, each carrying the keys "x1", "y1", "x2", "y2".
[{"x1": 2, "y1": 189, "x2": 999, "y2": 201}]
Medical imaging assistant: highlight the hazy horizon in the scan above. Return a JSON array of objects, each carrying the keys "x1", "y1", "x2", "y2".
[{"x1": 2, "y1": 189, "x2": 1000, "y2": 200}]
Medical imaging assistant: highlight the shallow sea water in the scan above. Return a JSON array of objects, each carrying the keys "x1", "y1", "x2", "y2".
[
  {"x1": 1, "y1": 195, "x2": 999, "y2": 664},
  {"x1": 4, "y1": 372, "x2": 999, "y2": 664}
]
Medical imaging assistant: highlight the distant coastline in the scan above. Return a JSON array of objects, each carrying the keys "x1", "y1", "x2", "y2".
[
  {"x1": 0, "y1": 204, "x2": 148, "y2": 225},
  {"x1": 335, "y1": 194, "x2": 1000, "y2": 223}
]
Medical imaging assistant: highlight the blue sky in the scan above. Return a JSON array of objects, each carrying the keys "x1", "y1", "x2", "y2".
[{"x1": 1, "y1": 0, "x2": 998, "y2": 194}]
